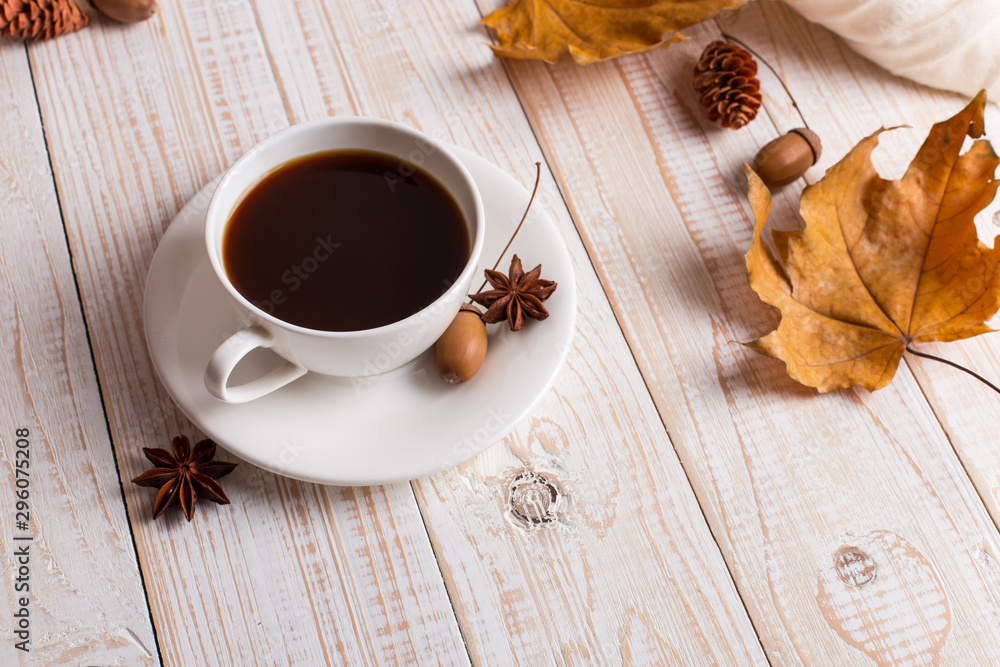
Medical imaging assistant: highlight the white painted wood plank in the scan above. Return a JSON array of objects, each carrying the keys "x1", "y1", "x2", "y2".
[
  {"x1": 728, "y1": 0, "x2": 1000, "y2": 533},
  {"x1": 474, "y1": 2, "x2": 1000, "y2": 661},
  {"x1": 724, "y1": 3, "x2": 1000, "y2": 659},
  {"x1": 23, "y1": 3, "x2": 468, "y2": 664},
  {"x1": 251, "y1": 0, "x2": 768, "y2": 664},
  {"x1": 0, "y1": 39, "x2": 156, "y2": 665}
]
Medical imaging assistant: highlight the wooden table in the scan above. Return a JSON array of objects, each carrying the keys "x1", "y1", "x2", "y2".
[{"x1": 4, "y1": 1, "x2": 1000, "y2": 664}]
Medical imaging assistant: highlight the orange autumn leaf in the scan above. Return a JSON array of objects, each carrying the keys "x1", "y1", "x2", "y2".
[
  {"x1": 480, "y1": 0, "x2": 749, "y2": 65},
  {"x1": 744, "y1": 91, "x2": 1000, "y2": 392}
]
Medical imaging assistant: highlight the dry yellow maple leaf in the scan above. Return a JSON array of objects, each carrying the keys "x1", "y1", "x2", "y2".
[
  {"x1": 480, "y1": 0, "x2": 749, "y2": 65},
  {"x1": 745, "y1": 91, "x2": 1000, "y2": 392}
]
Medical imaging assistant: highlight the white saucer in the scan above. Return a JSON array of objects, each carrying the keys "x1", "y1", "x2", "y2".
[{"x1": 143, "y1": 146, "x2": 576, "y2": 485}]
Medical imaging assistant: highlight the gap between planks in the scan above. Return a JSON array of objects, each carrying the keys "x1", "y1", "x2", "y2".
[{"x1": 22, "y1": 38, "x2": 166, "y2": 666}]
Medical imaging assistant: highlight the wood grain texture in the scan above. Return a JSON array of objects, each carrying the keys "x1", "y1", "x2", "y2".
[
  {"x1": 733, "y1": 0, "x2": 1000, "y2": 578},
  {"x1": 14, "y1": 0, "x2": 1000, "y2": 663},
  {"x1": 0, "y1": 40, "x2": 156, "y2": 665},
  {"x1": 249, "y1": 0, "x2": 767, "y2": 664},
  {"x1": 24, "y1": 3, "x2": 467, "y2": 665},
  {"x1": 729, "y1": 4, "x2": 1000, "y2": 660},
  {"x1": 477, "y1": 1, "x2": 1000, "y2": 662}
]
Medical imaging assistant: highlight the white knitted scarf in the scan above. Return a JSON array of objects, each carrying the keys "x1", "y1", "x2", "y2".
[{"x1": 786, "y1": 0, "x2": 1000, "y2": 101}]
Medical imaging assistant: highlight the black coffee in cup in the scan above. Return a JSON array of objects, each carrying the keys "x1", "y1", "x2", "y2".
[{"x1": 222, "y1": 150, "x2": 470, "y2": 332}]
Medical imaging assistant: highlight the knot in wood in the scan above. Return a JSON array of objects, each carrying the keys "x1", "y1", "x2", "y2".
[
  {"x1": 833, "y1": 545, "x2": 876, "y2": 588},
  {"x1": 508, "y1": 471, "x2": 560, "y2": 525}
]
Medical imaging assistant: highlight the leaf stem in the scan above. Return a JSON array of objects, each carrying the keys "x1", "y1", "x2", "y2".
[
  {"x1": 719, "y1": 32, "x2": 812, "y2": 132},
  {"x1": 905, "y1": 345, "x2": 1000, "y2": 397},
  {"x1": 473, "y1": 161, "x2": 542, "y2": 295}
]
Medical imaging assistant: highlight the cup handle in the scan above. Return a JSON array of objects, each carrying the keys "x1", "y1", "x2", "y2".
[{"x1": 204, "y1": 326, "x2": 307, "y2": 403}]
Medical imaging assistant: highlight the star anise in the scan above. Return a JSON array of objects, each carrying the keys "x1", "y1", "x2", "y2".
[
  {"x1": 132, "y1": 436, "x2": 238, "y2": 522},
  {"x1": 469, "y1": 254, "x2": 557, "y2": 331}
]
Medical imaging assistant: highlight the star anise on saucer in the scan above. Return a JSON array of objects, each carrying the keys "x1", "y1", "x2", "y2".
[
  {"x1": 470, "y1": 254, "x2": 557, "y2": 331},
  {"x1": 132, "y1": 436, "x2": 238, "y2": 522}
]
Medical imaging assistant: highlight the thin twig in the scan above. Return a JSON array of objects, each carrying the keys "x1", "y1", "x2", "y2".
[
  {"x1": 473, "y1": 162, "x2": 542, "y2": 295},
  {"x1": 719, "y1": 32, "x2": 812, "y2": 132},
  {"x1": 906, "y1": 345, "x2": 1000, "y2": 397}
]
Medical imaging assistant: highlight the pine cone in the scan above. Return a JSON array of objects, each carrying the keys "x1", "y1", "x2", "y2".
[
  {"x1": 0, "y1": 0, "x2": 89, "y2": 41},
  {"x1": 693, "y1": 41, "x2": 762, "y2": 130}
]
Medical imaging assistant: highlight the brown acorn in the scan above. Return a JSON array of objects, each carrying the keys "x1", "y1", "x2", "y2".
[
  {"x1": 433, "y1": 305, "x2": 487, "y2": 384},
  {"x1": 752, "y1": 128, "x2": 822, "y2": 188},
  {"x1": 91, "y1": 0, "x2": 155, "y2": 23}
]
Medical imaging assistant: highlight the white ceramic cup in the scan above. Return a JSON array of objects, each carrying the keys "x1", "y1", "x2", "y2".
[{"x1": 203, "y1": 117, "x2": 485, "y2": 403}]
